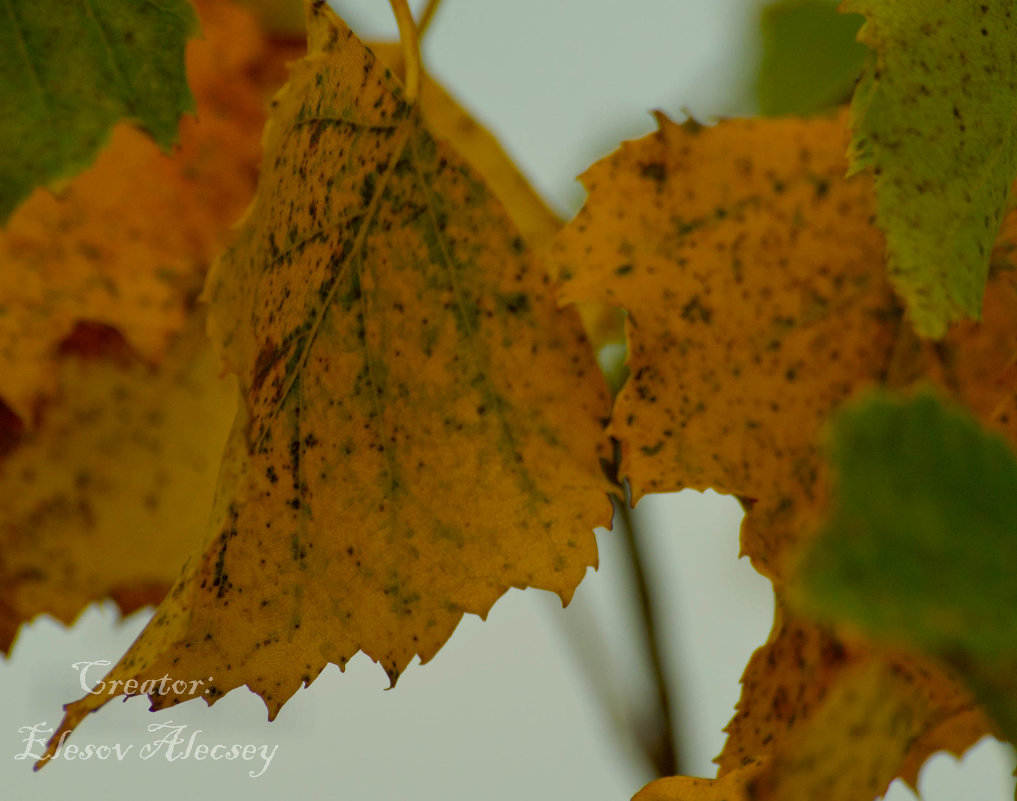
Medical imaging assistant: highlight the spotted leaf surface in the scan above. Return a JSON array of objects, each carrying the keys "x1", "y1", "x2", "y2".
[
  {"x1": 0, "y1": 317, "x2": 235, "y2": 654},
  {"x1": 0, "y1": 0, "x2": 294, "y2": 423},
  {"x1": 39, "y1": 1, "x2": 611, "y2": 759},
  {"x1": 370, "y1": 43, "x2": 562, "y2": 253},
  {"x1": 0, "y1": 0, "x2": 197, "y2": 222},
  {"x1": 844, "y1": 0, "x2": 1017, "y2": 337},
  {"x1": 717, "y1": 606, "x2": 989, "y2": 796},
  {"x1": 555, "y1": 109, "x2": 1017, "y2": 794},
  {"x1": 555, "y1": 110, "x2": 899, "y2": 579}
]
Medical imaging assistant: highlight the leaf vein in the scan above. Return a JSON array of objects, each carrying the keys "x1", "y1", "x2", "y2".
[
  {"x1": 3, "y1": 0, "x2": 44, "y2": 98},
  {"x1": 79, "y1": 0, "x2": 137, "y2": 111}
]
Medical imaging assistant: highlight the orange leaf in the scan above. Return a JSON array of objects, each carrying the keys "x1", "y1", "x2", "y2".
[
  {"x1": 0, "y1": 0, "x2": 295, "y2": 650},
  {"x1": 371, "y1": 40, "x2": 625, "y2": 350},
  {"x1": 555, "y1": 110, "x2": 899, "y2": 580},
  {"x1": 748, "y1": 657, "x2": 971, "y2": 801},
  {"x1": 0, "y1": 0, "x2": 294, "y2": 423}
]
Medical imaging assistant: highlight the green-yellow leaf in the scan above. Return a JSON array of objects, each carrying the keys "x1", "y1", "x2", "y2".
[
  {"x1": 0, "y1": 0, "x2": 198, "y2": 222},
  {"x1": 756, "y1": 0, "x2": 867, "y2": 116},
  {"x1": 748, "y1": 658, "x2": 962, "y2": 801},
  {"x1": 38, "y1": 0, "x2": 612, "y2": 760},
  {"x1": 794, "y1": 389, "x2": 1017, "y2": 740},
  {"x1": 844, "y1": 0, "x2": 1017, "y2": 337}
]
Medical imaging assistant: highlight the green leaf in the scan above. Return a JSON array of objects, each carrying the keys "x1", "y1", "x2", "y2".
[
  {"x1": 756, "y1": 0, "x2": 867, "y2": 116},
  {"x1": 0, "y1": 0, "x2": 198, "y2": 223},
  {"x1": 844, "y1": 0, "x2": 1017, "y2": 338},
  {"x1": 794, "y1": 389, "x2": 1017, "y2": 739}
]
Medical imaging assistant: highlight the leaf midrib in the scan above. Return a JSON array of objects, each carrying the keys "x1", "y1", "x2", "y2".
[
  {"x1": 253, "y1": 117, "x2": 414, "y2": 453},
  {"x1": 3, "y1": 0, "x2": 44, "y2": 97}
]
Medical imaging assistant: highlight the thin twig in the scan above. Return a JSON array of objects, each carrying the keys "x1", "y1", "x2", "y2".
[
  {"x1": 884, "y1": 309, "x2": 926, "y2": 389},
  {"x1": 543, "y1": 591, "x2": 650, "y2": 771},
  {"x1": 616, "y1": 493, "x2": 681, "y2": 778},
  {"x1": 415, "y1": 0, "x2": 443, "y2": 40},
  {"x1": 388, "y1": 0, "x2": 420, "y2": 101}
]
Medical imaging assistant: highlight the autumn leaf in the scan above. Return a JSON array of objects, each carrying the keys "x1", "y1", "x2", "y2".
[
  {"x1": 0, "y1": 316, "x2": 235, "y2": 654},
  {"x1": 716, "y1": 605, "x2": 991, "y2": 797},
  {"x1": 555, "y1": 110, "x2": 898, "y2": 580},
  {"x1": 0, "y1": 0, "x2": 197, "y2": 222},
  {"x1": 39, "y1": 1, "x2": 612, "y2": 761},
  {"x1": 716, "y1": 611, "x2": 863, "y2": 772},
  {"x1": 793, "y1": 389, "x2": 1017, "y2": 742},
  {"x1": 555, "y1": 109, "x2": 1017, "y2": 576},
  {"x1": 0, "y1": 0, "x2": 292, "y2": 423},
  {"x1": 755, "y1": 0, "x2": 866, "y2": 116},
  {"x1": 372, "y1": 40, "x2": 625, "y2": 351},
  {"x1": 370, "y1": 42, "x2": 562, "y2": 252},
  {"x1": 750, "y1": 656, "x2": 974, "y2": 801},
  {"x1": 844, "y1": 0, "x2": 1017, "y2": 337},
  {"x1": 554, "y1": 109, "x2": 1017, "y2": 797},
  {"x1": 0, "y1": 0, "x2": 295, "y2": 648}
]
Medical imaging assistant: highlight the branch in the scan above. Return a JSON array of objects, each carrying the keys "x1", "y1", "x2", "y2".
[
  {"x1": 617, "y1": 492, "x2": 682, "y2": 777},
  {"x1": 388, "y1": 0, "x2": 420, "y2": 102}
]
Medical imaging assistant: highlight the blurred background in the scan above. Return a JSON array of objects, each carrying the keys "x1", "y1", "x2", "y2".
[{"x1": 2, "y1": 0, "x2": 1015, "y2": 798}]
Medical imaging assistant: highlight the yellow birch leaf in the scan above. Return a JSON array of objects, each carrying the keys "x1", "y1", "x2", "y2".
[
  {"x1": 639, "y1": 660, "x2": 970, "y2": 801},
  {"x1": 641, "y1": 654, "x2": 984, "y2": 801},
  {"x1": 369, "y1": 42, "x2": 561, "y2": 251},
  {"x1": 554, "y1": 110, "x2": 898, "y2": 579},
  {"x1": 555, "y1": 110, "x2": 1017, "y2": 577},
  {"x1": 39, "y1": 1, "x2": 612, "y2": 760},
  {"x1": 717, "y1": 608, "x2": 865, "y2": 773},
  {"x1": 0, "y1": 0, "x2": 291, "y2": 423},
  {"x1": 717, "y1": 604, "x2": 990, "y2": 794},
  {"x1": 0, "y1": 315, "x2": 235, "y2": 653},
  {"x1": 371, "y1": 41, "x2": 625, "y2": 349},
  {"x1": 894, "y1": 708, "x2": 996, "y2": 790}
]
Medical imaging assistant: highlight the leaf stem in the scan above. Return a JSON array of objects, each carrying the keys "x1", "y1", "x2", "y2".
[
  {"x1": 415, "y1": 0, "x2": 443, "y2": 40},
  {"x1": 388, "y1": 0, "x2": 420, "y2": 102},
  {"x1": 884, "y1": 311, "x2": 925, "y2": 389},
  {"x1": 616, "y1": 492, "x2": 681, "y2": 778}
]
